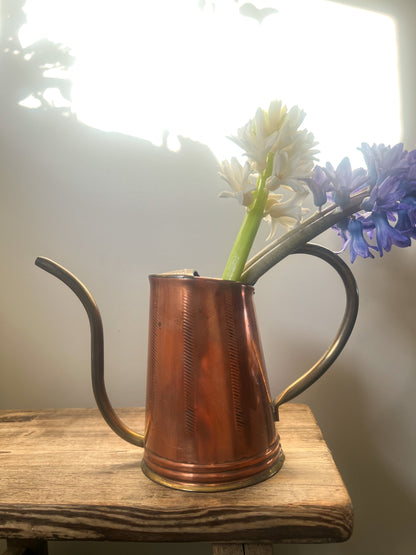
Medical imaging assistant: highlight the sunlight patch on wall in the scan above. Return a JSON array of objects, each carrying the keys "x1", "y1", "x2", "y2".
[{"x1": 19, "y1": 0, "x2": 401, "y2": 167}]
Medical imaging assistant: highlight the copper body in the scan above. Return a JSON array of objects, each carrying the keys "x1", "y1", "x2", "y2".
[{"x1": 142, "y1": 275, "x2": 283, "y2": 490}]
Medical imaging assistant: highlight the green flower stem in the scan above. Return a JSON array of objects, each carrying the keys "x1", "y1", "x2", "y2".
[
  {"x1": 222, "y1": 155, "x2": 274, "y2": 281},
  {"x1": 240, "y1": 189, "x2": 370, "y2": 285}
]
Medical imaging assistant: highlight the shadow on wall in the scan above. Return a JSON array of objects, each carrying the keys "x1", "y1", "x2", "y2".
[
  {"x1": 0, "y1": 0, "x2": 233, "y2": 411},
  {"x1": 0, "y1": 0, "x2": 74, "y2": 112}
]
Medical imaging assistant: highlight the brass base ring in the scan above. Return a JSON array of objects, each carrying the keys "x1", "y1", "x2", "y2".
[{"x1": 141, "y1": 450, "x2": 285, "y2": 492}]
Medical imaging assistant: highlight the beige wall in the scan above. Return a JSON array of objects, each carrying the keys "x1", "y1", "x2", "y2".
[{"x1": 1, "y1": 1, "x2": 415, "y2": 554}]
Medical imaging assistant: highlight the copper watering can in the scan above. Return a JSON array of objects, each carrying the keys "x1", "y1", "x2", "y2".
[{"x1": 35, "y1": 243, "x2": 358, "y2": 491}]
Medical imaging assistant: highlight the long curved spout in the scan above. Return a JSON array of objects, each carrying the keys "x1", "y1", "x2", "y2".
[{"x1": 35, "y1": 257, "x2": 144, "y2": 447}]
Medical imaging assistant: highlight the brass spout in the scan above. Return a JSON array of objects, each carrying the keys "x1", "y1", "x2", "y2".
[{"x1": 35, "y1": 257, "x2": 144, "y2": 447}]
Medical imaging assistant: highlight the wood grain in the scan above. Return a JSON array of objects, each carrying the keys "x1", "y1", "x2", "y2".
[{"x1": 0, "y1": 404, "x2": 353, "y2": 543}]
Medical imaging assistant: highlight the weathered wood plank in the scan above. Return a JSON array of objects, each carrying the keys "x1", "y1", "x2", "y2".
[{"x1": 0, "y1": 404, "x2": 353, "y2": 543}]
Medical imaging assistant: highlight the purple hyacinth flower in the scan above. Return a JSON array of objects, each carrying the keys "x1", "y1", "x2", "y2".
[
  {"x1": 324, "y1": 144, "x2": 416, "y2": 262},
  {"x1": 361, "y1": 173, "x2": 405, "y2": 215},
  {"x1": 396, "y1": 210, "x2": 416, "y2": 239},
  {"x1": 346, "y1": 218, "x2": 377, "y2": 263},
  {"x1": 371, "y1": 212, "x2": 411, "y2": 255},
  {"x1": 398, "y1": 195, "x2": 416, "y2": 226},
  {"x1": 359, "y1": 143, "x2": 409, "y2": 186},
  {"x1": 333, "y1": 217, "x2": 350, "y2": 251},
  {"x1": 396, "y1": 194, "x2": 416, "y2": 239},
  {"x1": 399, "y1": 151, "x2": 416, "y2": 196},
  {"x1": 324, "y1": 158, "x2": 368, "y2": 208},
  {"x1": 305, "y1": 165, "x2": 331, "y2": 208},
  {"x1": 333, "y1": 217, "x2": 377, "y2": 262}
]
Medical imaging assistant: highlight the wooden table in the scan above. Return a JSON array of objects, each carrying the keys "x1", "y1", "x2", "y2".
[{"x1": 0, "y1": 404, "x2": 352, "y2": 555}]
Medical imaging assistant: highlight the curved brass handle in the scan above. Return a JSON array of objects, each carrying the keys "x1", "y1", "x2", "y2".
[
  {"x1": 273, "y1": 244, "x2": 359, "y2": 418},
  {"x1": 35, "y1": 257, "x2": 145, "y2": 447}
]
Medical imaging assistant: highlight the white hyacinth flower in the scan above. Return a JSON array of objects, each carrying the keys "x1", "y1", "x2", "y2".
[
  {"x1": 218, "y1": 158, "x2": 257, "y2": 206},
  {"x1": 228, "y1": 100, "x2": 318, "y2": 179},
  {"x1": 267, "y1": 109, "x2": 318, "y2": 192},
  {"x1": 268, "y1": 150, "x2": 314, "y2": 193},
  {"x1": 228, "y1": 114, "x2": 277, "y2": 172},
  {"x1": 263, "y1": 99, "x2": 287, "y2": 136},
  {"x1": 264, "y1": 191, "x2": 310, "y2": 239}
]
